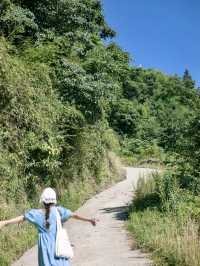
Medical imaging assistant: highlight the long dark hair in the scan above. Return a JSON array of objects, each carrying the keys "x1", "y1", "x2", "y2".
[{"x1": 44, "y1": 203, "x2": 54, "y2": 229}]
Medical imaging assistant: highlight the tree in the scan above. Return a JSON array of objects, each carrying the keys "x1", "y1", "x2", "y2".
[
  {"x1": 183, "y1": 69, "x2": 195, "y2": 89},
  {"x1": 109, "y1": 99, "x2": 140, "y2": 136},
  {"x1": 14, "y1": 0, "x2": 115, "y2": 38},
  {"x1": 0, "y1": 1, "x2": 38, "y2": 43}
]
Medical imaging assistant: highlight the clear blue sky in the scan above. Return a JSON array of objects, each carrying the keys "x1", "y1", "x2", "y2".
[{"x1": 102, "y1": 0, "x2": 200, "y2": 86}]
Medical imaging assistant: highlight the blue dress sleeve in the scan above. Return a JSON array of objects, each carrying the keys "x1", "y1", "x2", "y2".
[
  {"x1": 57, "y1": 206, "x2": 73, "y2": 222},
  {"x1": 24, "y1": 209, "x2": 40, "y2": 226}
]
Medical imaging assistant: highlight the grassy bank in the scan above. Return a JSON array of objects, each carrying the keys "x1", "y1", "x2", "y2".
[
  {"x1": 128, "y1": 210, "x2": 200, "y2": 266},
  {"x1": 127, "y1": 172, "x2": 200, "y2": 266}
]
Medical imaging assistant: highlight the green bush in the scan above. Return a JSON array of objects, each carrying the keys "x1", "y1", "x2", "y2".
[{"x1": 121, "y1": 138, "x2": 165, "y2": 166}]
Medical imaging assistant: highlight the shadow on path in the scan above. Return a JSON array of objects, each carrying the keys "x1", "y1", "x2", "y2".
[{"x1": 100, "y1": 205, "x2": 129, "y2": 221}]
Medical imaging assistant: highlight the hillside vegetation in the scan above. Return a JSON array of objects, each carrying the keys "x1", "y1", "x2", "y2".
[{"x1": 0, "y1": 0, "x2": 200, "y2": 265}]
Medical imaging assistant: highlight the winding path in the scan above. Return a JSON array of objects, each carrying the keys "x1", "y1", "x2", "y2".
[{"x1": 13, "y1": 168, "x2": 153, "y2": 266}]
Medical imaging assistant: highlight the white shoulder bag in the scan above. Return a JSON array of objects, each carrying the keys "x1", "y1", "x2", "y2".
[{"x1": 55, "y1": 208, "x2": 74, "y2": 259}]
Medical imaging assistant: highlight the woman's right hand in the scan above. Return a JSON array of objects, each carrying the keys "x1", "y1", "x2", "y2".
[
  {"x1": 0, "y1": 221, "x2": 7, "y2": 229},
  {"x1": 90, "y1": 218, "x2": 97, "y2": 226}
]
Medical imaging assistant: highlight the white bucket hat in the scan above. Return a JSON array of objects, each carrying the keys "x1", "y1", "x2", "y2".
[{"x1": 40, "y1": 187, "x2": 57, "y2": 204}]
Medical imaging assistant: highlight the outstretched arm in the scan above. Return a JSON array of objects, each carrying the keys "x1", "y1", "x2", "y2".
[
  {"x1": 71, "y1": 214, "x2": 96, "y2": 226},
  {"x1": 0, "y1": 215, "x2": 24, "y2": 229}
]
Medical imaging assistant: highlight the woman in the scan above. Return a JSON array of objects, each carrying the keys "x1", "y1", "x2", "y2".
[{"x1": 0, "y1": 187, "x2": 96, "y2": 266}]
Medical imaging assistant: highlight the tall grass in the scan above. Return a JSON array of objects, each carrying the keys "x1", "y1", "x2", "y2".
[
  {"x1": 128, "y1": 211, "x2": 200, "y2": 266},
  {"x1": 0, "y1": 202, "x2": 37, "y2": 266},
  {"x1": 128, "y1": 173, "x2": 200, "y2": 266}
]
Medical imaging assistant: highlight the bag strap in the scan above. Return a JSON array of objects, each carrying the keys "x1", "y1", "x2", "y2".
[{"x1": 56, "y1": 208, "x2": 62, "y2": 231}]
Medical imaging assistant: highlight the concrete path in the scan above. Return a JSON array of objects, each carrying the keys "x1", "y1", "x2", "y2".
[{"x1": 13, "y1": 168, "x2": 154, "y2": 266}]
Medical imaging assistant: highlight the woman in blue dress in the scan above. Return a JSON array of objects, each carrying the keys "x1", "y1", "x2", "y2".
[{"x1": 0, "y1": 187, "x2": 96, "y2": 266}]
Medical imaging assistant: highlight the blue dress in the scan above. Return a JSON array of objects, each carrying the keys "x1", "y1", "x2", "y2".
[{"x1": 24, "y1": 206, "x2": 72, "y2": 266}]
